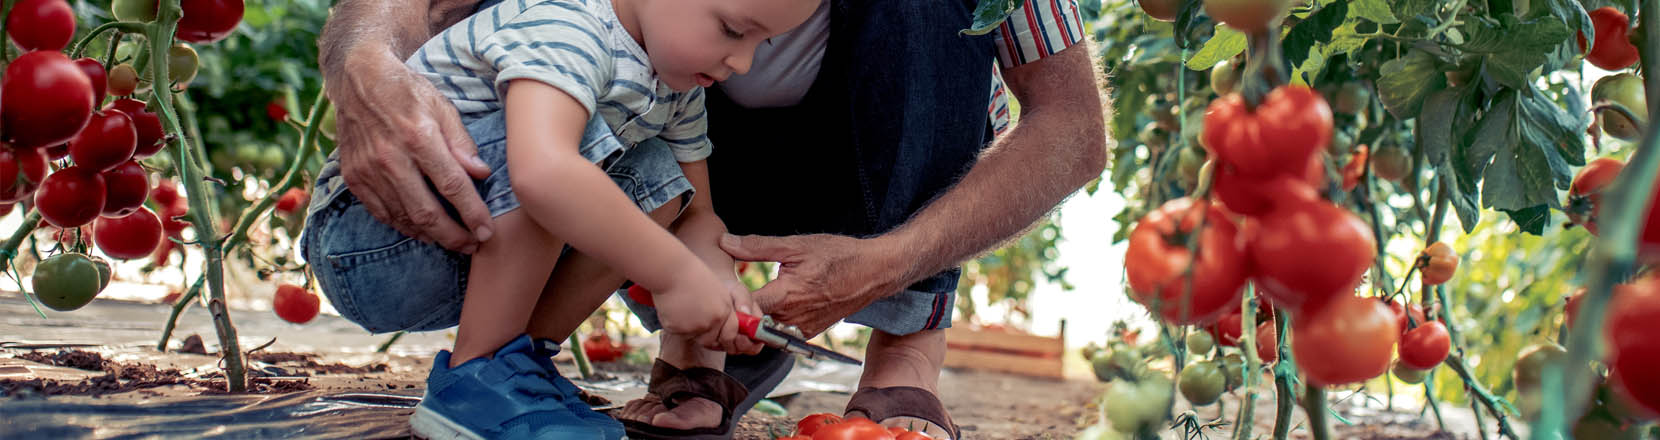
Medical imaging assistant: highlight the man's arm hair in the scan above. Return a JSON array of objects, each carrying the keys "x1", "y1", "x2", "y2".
[{"x1": 318, "y1": 0, "x2": 479, "y2": 74}]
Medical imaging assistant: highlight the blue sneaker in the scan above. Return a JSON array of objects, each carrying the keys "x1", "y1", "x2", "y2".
[
  {"x1": 532, "y1": 338, "x2": 626, "y2": 440},
  {"x1": 410, "y1": 336, "x2": 602, "y2": 439}
]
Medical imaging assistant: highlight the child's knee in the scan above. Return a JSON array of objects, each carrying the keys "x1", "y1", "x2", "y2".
[{"x1": 647, "y1": 197, "x2": 684, "y2": 228}]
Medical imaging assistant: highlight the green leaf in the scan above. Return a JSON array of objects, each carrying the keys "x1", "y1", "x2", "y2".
[
  {"x1": 1393, "y1": 0, "x2": 1440, "y2": 23},
  {"x1": 1327, "y1": 21, "x2": 1371, "y2": 57},
  {"x1": 1376, "y1": 49, "x2": 1445, "y2": 119},
  {"x1": 1349, "y1": 0, "x2": 1397, "y2": 24},
  {"x1": 1502, "y1": 205, "x2": 1552, "y2": 235},
  {"x1": 1417, "y1": 88, "x2": 1463, "y2": 168},
  {"x1": 1282, "y1": 0, "x2": 1348, "y2": 67},
  {"x1": 1515, "y1": 85, "x2": 1588, "y2": 181},
  {"x1": 962, "y1": 0, "x2": 1027, "y2": 36},
  {"x1": 1480, "y1": 90, "x2": 1565, "y2": 213},
  {"x1": 1186, "y1": 26, "x2": 1246, "y2": 70},
  {"x1": 1439, "y1": 166, "x2": 1482, "y2": 233},
  {"x1": 1173, "y1": 0, "x2": 1206, "y2": 49},
  {"x1": 1458, "y1": 17, "x2": 1572, "y2": 89}
]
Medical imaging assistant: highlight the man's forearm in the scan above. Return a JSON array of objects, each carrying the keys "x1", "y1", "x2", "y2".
[
  {"x1": 879, "y1": 46, "x2": 1110, "y2": 289},
  {"x1": 318, "y1": 0, "x2": 476, "y2": 78}
]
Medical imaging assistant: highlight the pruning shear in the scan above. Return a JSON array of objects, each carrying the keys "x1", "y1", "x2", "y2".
[{"x1": 736, "y1": 312, "x2": 862, "y2": 366}]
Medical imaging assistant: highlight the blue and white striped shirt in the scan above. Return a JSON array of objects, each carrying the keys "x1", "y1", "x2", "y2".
[{"x1": 407, "y1": 0, "x2": 711, "y2": 162}]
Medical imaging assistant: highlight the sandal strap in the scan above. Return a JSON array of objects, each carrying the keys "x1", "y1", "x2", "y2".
[
  {"x1": 846, "y1": 386, "x2": 962, "y2": 439},
  {"x1": 658, "y1": 366, "x2": 750, "y2": 423},
  {"x1": 644, "y1": 359, "x2": 682, "y2": 395}
]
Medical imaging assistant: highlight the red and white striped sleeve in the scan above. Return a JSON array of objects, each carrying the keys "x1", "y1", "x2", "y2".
[{"x1": 992, "y1": 0, "x2": 1087, "y2": 68}]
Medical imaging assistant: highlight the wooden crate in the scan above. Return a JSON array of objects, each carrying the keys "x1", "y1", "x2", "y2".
[{"x1": 942, "y1": 320, "x2": 1066, "y2": 379}]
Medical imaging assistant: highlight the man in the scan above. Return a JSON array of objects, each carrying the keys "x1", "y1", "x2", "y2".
[{"x1": 317, "y1": 0, "x2": 1106, "y2": 437}]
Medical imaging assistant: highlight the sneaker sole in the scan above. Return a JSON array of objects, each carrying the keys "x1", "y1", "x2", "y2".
[{"x1": 410, "y1": 405, "x2": 486, "y2": 440}]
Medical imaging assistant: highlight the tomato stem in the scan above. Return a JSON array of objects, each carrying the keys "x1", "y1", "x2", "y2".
[
  {"x1": 1535, "y1": 1, "x2": 1660, "y2": 435},
  {"x1": 156, "y1": 274, "x2": 205, "y2": 351},
  {"x1": 1446, "y1": 353, "x2": 1520, "y2": 438},
  {"x1": 569, "y1": 331, "x2": 593, "y2": 379},
  {"x1": 223, "y1": 90, "x2": 328, "y2": 251},
  {"x1": 1422, "y1": 371, "x2": 1447, "y2": 430},
  {"x1": 0, "y1": 0, "x2": 13, "y2": 67},
  {"x1": 1231, "y1": 285, "x2": 1260, "y2": 440},
  {"x1": 1270, "y1": 310, "x2": 1295, "y2": 440},
  {"x1": 376, "y1": 331, "x2": 406, "y2": 353},
  {"x1": 1302, "y1": 384, "x2": 1330, "y2": 440},
  {"x1": 70, "y1": 21, "x2": 149, "y2": 60}
]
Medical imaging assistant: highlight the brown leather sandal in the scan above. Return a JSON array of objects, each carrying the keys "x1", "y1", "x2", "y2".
[
  {"x1": 621, "y1": 359, "x2": 750, "y2": 440},
  {"x1": 845, "y1": 386, "x2": 962, "y2": 440}
]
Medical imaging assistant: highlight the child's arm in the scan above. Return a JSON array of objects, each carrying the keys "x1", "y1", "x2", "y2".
[
  {"x1": 671, "y1": 160, "x2": 762, "y2": 321},
  {"x1": 502, "y1": 79, "x2": 745, "y2": 351}
]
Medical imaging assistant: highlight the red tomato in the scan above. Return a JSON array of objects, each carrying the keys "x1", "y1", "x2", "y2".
[
  {"x1": 108, "y1": 99, "x2": 166, "y2": 159},
  {"x1": 150, "y1": 178, "x2": 181, "y2": 207},
  {"x1": 1256, "y1": 321, "x2": 1277, "y2": 363},
  {"x1": 44, "y1": 143, "x2": 69, "y2": 160},
  {"x1": 175, "y1": 0, "x2": 245, "y2": 43},
  {"x1": 812, "y1": 420, "x2": 895, "y2": 440},
  {"x1": 72, "y1": 58, "x2": 109, "y2": 107},
  {"x1": 796, "y1": 413, "x2": 844, "y2": 436},
  {"x1": 1292, "y1": 295, "x2": 1399, "y2": 386},
  {"x1": 1565, "y1": 157, "x2": 1660, "y2": 256},
  {"x1": 626, "y1": 283, "x2": 654, "y2": 307},
  {"x1": 273, "y1": 283, "x2": 320, "y2": 324},
  {"x1": 274, "y1": 187, "x2": 307, "y2": 214},
  {"x1": 37, "y1": 166, "x2": 108, "y2": 228},
  {"x1": 93, "y1": 207, "x2": 163, "y2": 260},
  {"x1": 1340, "y1": 145, "x2": 1367, "y2": 192},
  {"x1": 1418, "y1": 242, "x2": 1459, "y2": 285},
  {"x1": 1607, "y1": 276, "x2": 1660, "y2": 415},
  {"x1": 5, "y1": 0, "x2": 76, "y2": 51},
  {"x1": 1379, "y1": 297, "x2": 1427, "y2": 334},
  {"x1": 1580, "y1": 7, "x2": 1640, "y2": 70},
  {"x1": 70, "y1": 110, "x2": 138, "y2": 173},
  {"x1": 1212, "y1": 161, "x2": 1322, "y2": 217},
  {"x1": 2, "y1": 51, "x2": 95, "y2": 148},
  {"x1": 1210, "y1": 311, "x2": 1244, "y2": 346},
  {"x1": 1247, "y1": 198, "x2": 1375, "y2": 312},
  {"x1": 101, "y1": 160, "x2": 150, "y2": 217},
  {"x1": 0, "y1": 147, "x2": 48, "y2": 203},
  {"x1": 894, "y1": 432, "x2": 932, "y2": 440},
  {"x1": 1125, "y1": 197, "x2": 1249, "y2": 325},
  {"x1": 1202, "y1": 86, "x2": 1334, "y2": 179},
  {"x1": 1203, "y1": 0, "x2": 1288, "y2": 33},
  {"x1": 266, "y1": 100, "x2": 290, "y2": 122},
  {"x1": 1398, "y1": 321, "x2": 1451, "y2": 370}
]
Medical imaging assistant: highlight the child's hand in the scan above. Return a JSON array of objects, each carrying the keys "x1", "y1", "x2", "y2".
[{"x1": 653, "y1": 265, "x2": 765, "y2": 355}]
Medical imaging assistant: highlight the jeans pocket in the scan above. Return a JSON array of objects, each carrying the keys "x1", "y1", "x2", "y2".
[{"x1": 312, "y1": 201, "x2": 467, "y2": 333}]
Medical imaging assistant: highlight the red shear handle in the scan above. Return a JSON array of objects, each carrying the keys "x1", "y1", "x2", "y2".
[{"x1": 737, "y1": 312, "x2": 762, "y2": 339}]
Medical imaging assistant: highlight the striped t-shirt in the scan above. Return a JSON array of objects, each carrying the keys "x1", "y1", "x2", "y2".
[{"x1": 407, "y1": 0, "x2": 711, "y2": 163}]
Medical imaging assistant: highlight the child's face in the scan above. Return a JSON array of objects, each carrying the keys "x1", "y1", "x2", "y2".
[{"x1": 635, "y1": 0, "x2": 818, "y2": 92}]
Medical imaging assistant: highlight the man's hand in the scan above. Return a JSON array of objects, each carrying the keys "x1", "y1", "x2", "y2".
[
  {"x1": 719, "y1": 233, "x2": 903, "y2": 338},
  {"x1": 327, "y1": 46, "x2": 495, "y2": 253}
]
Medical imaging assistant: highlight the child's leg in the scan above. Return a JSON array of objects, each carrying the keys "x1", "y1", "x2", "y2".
[{"x1": 449, "y1": 208, "x2": 567, "y2": 366}]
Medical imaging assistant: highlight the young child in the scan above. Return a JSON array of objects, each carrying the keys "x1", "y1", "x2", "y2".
[{"x1": 301, "y1": 0, "x2": 818, "y2": 438}]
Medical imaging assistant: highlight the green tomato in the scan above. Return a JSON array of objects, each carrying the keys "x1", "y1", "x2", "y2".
[
  {"x1": 1371, "y1": 145, "x2": 1412, "y2": 183},
  {"x1": 167, "y1": 44, "x2": 199, "y2": 87},
  {"x1": 1186, "y1": 331, "x2": 1216, "y2": 355},
  {"x1": 1210, "y1": 59, "x2": 1241, "y2": 96},
  {"x1": 320, "y1": 107, "x2": 338, "y2": 141},
  {"x1": 1179, "y1": 361, "x2": 1227, "y2": 406},
  {"x1": 1513, "y1": 343, "x2": 1568, "y2": 392},
  {"x1": 91, "y1": 257, "x2": 111, "y2": 291},
  {"x1": 1391, "y1": 362, "x2": 1427, "y2": 384},
  {"x1": 112, "y1": 0, "x2": 159, "y2": 21},
  {"x1": 1593, "y1": 73, "x2": 1647, "y2": 141},
  {"x1": 1176, "y1": 147, "x2": 1206, "y2": 191},
  {"x1": 1104, "y1": 375, "x2": 1174, "y2": 434},
  {"x1": 1328, "y1": 129, "x2": 1354, "y2": 156},
  {"x1": 1221, "y1": 353, "x2": 1246, "y2": 390},
  {"x1": 1093, "y1": 349, "x2": 1139, "y2": 382},
  {"x1": 1574, "y1": 407, "x2": 1644, "y2": 440},
  {"x1": 234, "y1": 143, "x2": 264, "y2": 166},
  {"x1": 1334, "y1": 82, "x2": 1370, "y2": 115},
  {"x1": 1138, "y1": 125, "x2": 1167, "y2": 153},
  {"x1": 1073, "y1": 425, "x2": 1127, "y2": 440},
  {"x1": 33, "y1": 253, "x2": 105, "y2": 311},
  {"x1": 259, "y1": 145, "x2": 288, "y2": 171}
]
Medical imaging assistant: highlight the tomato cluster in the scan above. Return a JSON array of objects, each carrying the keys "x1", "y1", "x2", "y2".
[{"x1": 783, "y1": 413, "x2": 933, "y2": 440}]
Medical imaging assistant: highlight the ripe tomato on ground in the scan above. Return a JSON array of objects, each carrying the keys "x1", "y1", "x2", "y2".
[
  {"x1": 273, "y1": 284, "x2": 320, "y2": 324},
  {"x1": 797, "y1": 413, "x2": 844, "y2": 437},
  {"x1": 1293, "y1": 295, "x2": 1398, "y2": 386},
  {"x1": 812, "y1": 419, "x2": 895, "y2": 440},
  {"x1": 1125, "y1": 197, "x2": 1249, "y2": 325}
]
